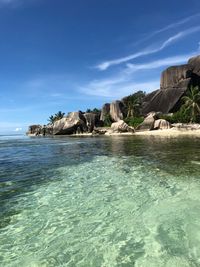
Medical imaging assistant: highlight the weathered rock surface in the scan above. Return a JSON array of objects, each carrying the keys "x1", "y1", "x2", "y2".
[
  {"x1": 160, "y1": 65, "x2": 190, "y2": 89},
  {"x1": 111, "y1": 120, "x2": 135, "y2": 133},
  {"x1": 53, "y1": 111, "x2": 87, "y2": 135},
  {"x1": 27, "y1": 125, "x2": 42, "y2": 135},
  {"x1": 137, "y1": 112, "x2": 157, "y2": 131},
  {"x1": 154, "y1": 119, "x2": 172, "y2": 130},
  {"x1": 110, "y1": 101, "x2": 126, "y2": 122},
  {"x1": 84, "y1": 113, "x2": 98, "y2": 132},
  {"x1": 142, "y1": 86, "x2": 188, "y2": 114},
  {"x1": 28, "y1": 111, "x2": 102, "y2": 136},
  {"x1": 100, "y1": 103, "x2": 110, "y2": 121},
  {"x1": 27, "y1": 124, "x2": 53, "y2": 136},
  {"x1": 188, "y1": 55, "x2": 200, "y2": 76},
  {"x1": 142, "y1": 55, "x2": 200, "y2": 115}
]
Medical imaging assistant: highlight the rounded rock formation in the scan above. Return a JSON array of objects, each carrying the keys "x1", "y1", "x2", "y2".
[
  {"x1": 154, "y1": 119, "x2": 172, "y2": 130},
  {"x1": 137, "y1": 112, "x2": 157, "y2": 131},
  {"x1": 53, "y1": 111, "x2": 87, "y2": 135},
  {"x1": 111, "y1": 120, "x2": 134, "y2": 133}
]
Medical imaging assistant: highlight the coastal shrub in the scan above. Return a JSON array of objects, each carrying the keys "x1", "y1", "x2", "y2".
[
  {"x1": 103, "y1": 114, "x2": 113, "y2": 127},
  {"x1": 86, "y1": 108, "x2": 101, "y2": 114},
  {"x1": 124, "y1": 117, "x2": 144, "y2": 127},
  {"x1": 160, "y1": 110, "x2": 191, "y2": 124}
]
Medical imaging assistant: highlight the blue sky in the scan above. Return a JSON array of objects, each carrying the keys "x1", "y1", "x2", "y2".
[{"x1": 1, "y1": 0, "x2": 200, "y2": 133}]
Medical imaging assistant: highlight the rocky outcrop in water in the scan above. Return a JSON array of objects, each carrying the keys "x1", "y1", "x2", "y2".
[
  {"x1": 28, "y1": 125, "x2": 42, "y2": 135},
  {"x1": 53, "y1": 111, "x2": 91, "y2": 135},
  {"x1": 27, "y1": 124, "x2": 53, "y2": 136},
  {"x1": 28, "y1": 111, "x2": 102, "y2": 136}
]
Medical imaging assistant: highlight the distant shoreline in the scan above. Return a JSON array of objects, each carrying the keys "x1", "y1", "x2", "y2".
[{"x1": 27, "y1": 128, "x2": 200, "y2": 138}]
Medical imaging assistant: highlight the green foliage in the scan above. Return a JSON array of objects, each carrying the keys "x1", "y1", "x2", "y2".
[
  {"x1": 160, "y1": 111, "x2": 191, "y2": 124},
  {"x1": 103, "y1": 114, "x2": 112, "y2": 127},
  {"x1": 123, "y1": 91, "x2": 146, "y2": 117},
  {"x1": 160, "y1": 86, "x2": 200, "y2": 124},
  {"x1": 92, "y1": 108, "x2": 101, "y2": 113},
  {"x1": 124, "y1": 117, "x2": 144, "y2": 127},
  {"x1": 181, "y1": 86, "x2": 200, "y2": 123},
  {"x1": 48, "y1": 111, "x2": 65, "y2": 124},
  {"x1": 86, "y1": 108, "x2": 101, "y2": 114}
]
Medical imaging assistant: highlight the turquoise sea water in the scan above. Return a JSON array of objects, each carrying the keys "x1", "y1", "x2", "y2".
[{"x1": 1, "y1": 134, "x2": 200, "y2": 266}]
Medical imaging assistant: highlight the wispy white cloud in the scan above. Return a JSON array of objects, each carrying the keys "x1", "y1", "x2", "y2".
[
  {"x1": 131, "y1": 13, "x2": 200, "y2": 48},
  {"x1": 83, "y1": 49, "x2": 199, "y2": 98},
  {"x1": 80, "y1": 79, "x2": 159, "y2": 98},
  {"x1": 126, "y1": 52, "x2": 197, "y2": 73},
  {"x1": 96, "y1": 26, "x2": 200, "y2": 70},
  {"x1": 151, "y1": 13, "x2": 200, "y2": 36}
]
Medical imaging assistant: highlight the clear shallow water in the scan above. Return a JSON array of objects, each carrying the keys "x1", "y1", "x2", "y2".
[{"x1": 1, "y1": 135, "x2": 200, "y2": 266}]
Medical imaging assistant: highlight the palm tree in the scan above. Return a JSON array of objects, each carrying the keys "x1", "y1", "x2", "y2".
[
  {"x1": 181, "y1": 86, "x2": 200, "y2": 123},
  {"x1": 54, "y1": 111, "x2": 65, "y2": 120},
  {"x1": 48, "y1": 111, "x2": 65, "y2": 124},
  {"x1": 48, "y1": 115, "x2": 56, "y2": 124},
  {"x1": 123, "y1": 91, "x2": 145, "y2": 118},
  {"x1": 127, "y1": 99, "x2": 140, "y2": 117}
]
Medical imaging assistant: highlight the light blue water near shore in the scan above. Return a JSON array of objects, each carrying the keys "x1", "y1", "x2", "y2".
[{"x1": 1, "y1": 134, "x2": 200, "y2": 266}]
